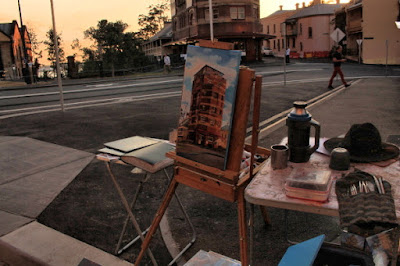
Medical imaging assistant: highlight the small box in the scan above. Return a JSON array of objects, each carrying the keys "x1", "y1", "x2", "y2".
[{"x1": 285, "y1": 169, "x2": 333, "y2": 202}]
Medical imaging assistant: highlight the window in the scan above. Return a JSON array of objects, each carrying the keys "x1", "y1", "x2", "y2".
[
  {"x1": 308, "y1": 27, "x2": 313, "y2": 38},
  {"x1": 292, "y1": 38, "x2": 295, "y2": 48},
  {"x1": 300, "y1": 42, "x2": 303, "y2": 51},
  {"x1": 299, "y1": 23, "x2": 302, "y2": 35},
  {"x1": 205, "y1": 8, "x2": 219, "y2": 21},
  {"x1": 273, "y1": 40, "x2": 276, "y2": 49},
  {"x1": 273, "y1": 24, "x2": 276, "y2": 33},
  {"x1": 189, "y1": 11, "x2": 194, "y2": 25},
  {"x1": 230, "y1": 7, "x2": 245, "y2": 20},
  {"x1": 277, "y1": 39, "x2": 280, "y2": 51},
  {"x1": 267, "y1": 25, "x2": 270, "y2": 34}
]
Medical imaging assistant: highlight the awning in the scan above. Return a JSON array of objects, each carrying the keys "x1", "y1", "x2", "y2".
[{"x1": 163, "y1": 40, "x2": 198, "y2": 47}]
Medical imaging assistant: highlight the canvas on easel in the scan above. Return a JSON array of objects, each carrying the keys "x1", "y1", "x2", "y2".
[{"x1": 176, "y1": 45, "x2": 242, "y2": 170}]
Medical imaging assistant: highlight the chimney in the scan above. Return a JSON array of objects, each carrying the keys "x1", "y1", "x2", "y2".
[
  {"x1": 313, "y1": 0, "x2": 321, "y2": 4},
  {"x1": 279, "y1": 5, "x2": 283, "y2": 11},
  {"x1": 296, "y1": 3, "x2": 299, "y2": 9},
  {"x1": 337, "y1": 0, "x2": 340, "y2": 3},
  {"x1": 302, "y1": 2, "x2": 306, "y2": 8}
]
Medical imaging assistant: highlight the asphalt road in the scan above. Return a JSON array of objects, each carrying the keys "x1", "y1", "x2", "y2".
[{"x1": 1, "y1": 60, "x2": 399, "y2": 122}]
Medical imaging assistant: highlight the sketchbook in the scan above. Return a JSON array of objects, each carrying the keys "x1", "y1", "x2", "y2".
[
  {"x1": 121, "y1": 142, "x2": 175, "y2": 173},
  {"x1": 104, "y1": 136, "x2": 158, "y2": 153}
]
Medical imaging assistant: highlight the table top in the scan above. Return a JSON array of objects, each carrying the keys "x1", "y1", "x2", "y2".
[{"x1": 245, "y1": 151, "x2": 400, "y2": 218}]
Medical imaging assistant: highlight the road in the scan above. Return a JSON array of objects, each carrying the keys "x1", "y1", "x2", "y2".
[{"x1": 0, "y1": 61, "x2": 399, "y2": 124}]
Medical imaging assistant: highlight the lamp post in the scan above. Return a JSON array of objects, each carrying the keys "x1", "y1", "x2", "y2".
[
  {"x1": 208, "y1": 0, "x2": 214, "y2": 41},
  {"x1": 50, "y1": 0, "x2": 64, "y2": 112}
]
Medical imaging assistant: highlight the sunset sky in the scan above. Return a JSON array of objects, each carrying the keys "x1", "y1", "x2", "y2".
[{"x1": 1, "y1": 0, "x2": 349, "y2": 64}]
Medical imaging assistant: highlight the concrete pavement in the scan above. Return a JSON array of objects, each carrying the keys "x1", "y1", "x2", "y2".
[{"x1": 0, "y1": 76, "x2": 399, "y2": 265}]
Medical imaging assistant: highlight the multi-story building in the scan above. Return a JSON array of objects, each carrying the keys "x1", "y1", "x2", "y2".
[
  {"x1": 260, "y1": 5, "x2": 296, "y2": 57},
  {"x1": 170, "y1": 0, "x2": 272, "y2": 61},
  {"x1": 260, "y1": 1, "x2": 343, "y2": 58},
  {"x1": 285, "y1": 1, "x2": 342, "y2": 58},
  {"x1": 141, "y1": 22, "x2": 173, "y2": 61},
  {"x1": 337, "y1": 0, "x2": 400, "y2": 64},
  {"x1": 0, "y1": 20, "x2": 32, "y2": 80}
]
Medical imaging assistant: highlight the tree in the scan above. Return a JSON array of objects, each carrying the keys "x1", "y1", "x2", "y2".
[
  {"x1": 43, "y1": 29, "x2": 65, "y2": 71},
  {"x1": 71, "y1": 38, "x2": 82, "y2": 58},
  {"x1": 137, "y1": 1, "x2": 170, "y2": 40},
  {"x1": 83, "y1": 19, "x2": 148, "y2": 77},
  {"x1": 25, "y1": 23, "x2": 42, "y2": 59}
]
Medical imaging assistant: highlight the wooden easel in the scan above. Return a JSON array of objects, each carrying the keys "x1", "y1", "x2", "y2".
[{"x1": 135, "y1": 40, "x2": 269, "y2": 265}]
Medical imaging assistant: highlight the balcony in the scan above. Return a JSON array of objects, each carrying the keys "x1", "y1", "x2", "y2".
[{"x1": 286, "y1": 27, "x2": 298, "y2": 36}]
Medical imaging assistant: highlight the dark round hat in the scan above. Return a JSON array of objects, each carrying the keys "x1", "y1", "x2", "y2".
[{"x1": 324, "y1": 123, "x2": 399, "y2": 162}]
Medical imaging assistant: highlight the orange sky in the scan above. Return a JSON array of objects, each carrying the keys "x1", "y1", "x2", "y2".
[{"x1": 0, "y1": 0, "x2": 349, "y2": 65}]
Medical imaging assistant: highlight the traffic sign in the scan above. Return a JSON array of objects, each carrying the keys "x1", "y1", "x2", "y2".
[
  {"x1": 330, "y1": 28, "x2": 345, "y2": 43},
  {"x1": 356, "y1": 39, "x2": 363, "y2": 45}
]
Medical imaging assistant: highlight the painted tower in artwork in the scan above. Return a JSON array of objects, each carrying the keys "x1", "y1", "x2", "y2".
[{"x1": 184, "y1": 65, "x2": 228, "y2": 149}]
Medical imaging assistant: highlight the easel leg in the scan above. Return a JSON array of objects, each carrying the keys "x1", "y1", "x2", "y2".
[
  {"x1": 115, "y1": 172, "x2": 152, "y2": 255},
  {"x1": 237, "y1": 187, "x2": 249, "y2": 266},
  {"x1": 249, "y1": 204, "x2": 254, "y2": 266},
  {"x1": 105, "y1": 162, "x2": 158, "y2": 266},
  {"x1": 135, "y1": 177, "x2": 179, "y2": 265}
]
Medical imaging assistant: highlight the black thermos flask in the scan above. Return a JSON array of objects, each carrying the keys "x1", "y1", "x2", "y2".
[{"x1": 286, "y1": 101, "x2": 321, "y2": 163}]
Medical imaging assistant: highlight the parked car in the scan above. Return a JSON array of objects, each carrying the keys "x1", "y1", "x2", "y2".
[{"x1": 262, "y1": 47, "x2": 273, "y2": 56}]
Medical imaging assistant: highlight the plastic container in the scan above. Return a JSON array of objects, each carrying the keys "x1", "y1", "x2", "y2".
[{"x1": 285, "y1": 169, "x2": 333, "y2": 202}]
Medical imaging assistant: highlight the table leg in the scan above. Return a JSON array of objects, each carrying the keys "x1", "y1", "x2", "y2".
[
  {"x1": 135, "y1": 177, "x2": 179, "y2": 265},
  {"x1": 163, "y1": 169, "x2": 196, "y2": 265},
  {"x1": 115, "y1": 172, "x2": 152, "y2": 255},
  {"x1": 105, "y1": 162, "x2": 158, "y2": 266},
  {"x1": 259, "y1": 206, "x2": 271, "y2": 226}
]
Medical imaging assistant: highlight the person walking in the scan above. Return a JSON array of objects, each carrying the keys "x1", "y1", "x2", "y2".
[
  {"x1": 285, "y1": 47, "x2": 290, "y2": 63},
  {"x1": 163, "y1": 54, "x2": 171, "y2": 74},
  {"x1": 328, "y1": 45, "x2": 350, "y2": 90}
]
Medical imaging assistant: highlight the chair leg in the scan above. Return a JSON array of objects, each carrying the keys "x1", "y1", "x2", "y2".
[
  {"x1": 163, "y1": 169, "x2": 196, "y2": 266},
  {"x1": 115, "y1": 172, "x2": 152, "y2": 255},
  {"x1": 135, "y1": 177, "x2": 179, "y2": 265},
  {"x1": 105, "y1": 162, "x2": 158, "y2": 266}
]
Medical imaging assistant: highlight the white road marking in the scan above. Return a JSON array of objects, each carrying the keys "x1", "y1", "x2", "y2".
[
  {"x1": 0, "y1": 78, "x2": 182, "y2": 100},
  {"x1": 0, "y1": 91, "x2": 181, "y2": 116},
  {"x1": 257, "y1": 68, "x2": 323, "y2": 75}
]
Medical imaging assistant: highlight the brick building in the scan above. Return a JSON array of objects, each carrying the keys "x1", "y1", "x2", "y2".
[
  {"x1": 170, "y1": 0, "x2": 273, "y2": 61},
  {"x1": 0, "y1": 20, "x2": 32, "y2": 80}
]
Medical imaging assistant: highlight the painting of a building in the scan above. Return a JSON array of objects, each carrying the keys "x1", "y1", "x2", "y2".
[
  {"x1": 181, "y1": 65, "x2": 228, "y2": 149},
  {"x1": 176, "y1": 45, "x2": 241, "y2": 170}
]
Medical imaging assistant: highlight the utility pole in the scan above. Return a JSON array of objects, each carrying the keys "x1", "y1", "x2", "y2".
[
  {"x1": 17, "y1": 0, "x2": 33, "y2": 84},
  {"x1": 50, "y1": 0, "x2": 64, "y2": 112}
]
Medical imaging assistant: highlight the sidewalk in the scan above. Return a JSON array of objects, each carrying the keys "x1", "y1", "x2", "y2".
[{"x1": 0, "y1": 77, "x2": 399, "y2": 265}]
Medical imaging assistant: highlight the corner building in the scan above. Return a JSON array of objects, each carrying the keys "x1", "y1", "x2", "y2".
[{"x1": 170, "y1": 0, "x2": 271, "y2": 61}]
